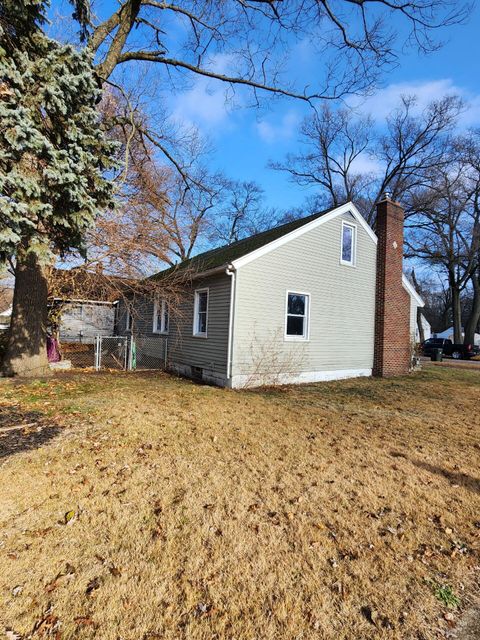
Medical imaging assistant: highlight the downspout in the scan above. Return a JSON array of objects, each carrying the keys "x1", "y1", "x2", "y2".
[{"x1": 226, "y1": 264, "x2": 236, "y2": 385}]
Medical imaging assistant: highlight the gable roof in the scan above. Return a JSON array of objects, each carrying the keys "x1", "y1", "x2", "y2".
[
  {"x1": 155, "y1": 203, "x2": 343, "y2": 279},
  {"x1": 153, "y1": 200, "x2": 424, "y2": 306}
]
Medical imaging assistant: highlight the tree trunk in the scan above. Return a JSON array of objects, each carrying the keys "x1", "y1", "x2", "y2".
[
  {"x1": 416, "y1": 308, "x2": 425, "y2": 343},
  {"x1": 1, "y1": 246, "x2": 51, "y2": 377},
  {"x1": 410, "y1": 270, "x2": 425, "y2": 343},
  {"x1": 451, "y1": 285, "x2": 463, "y2": 344},
  {"x1": 464, "y1": 275, "x2": 480, "y2": 345}
]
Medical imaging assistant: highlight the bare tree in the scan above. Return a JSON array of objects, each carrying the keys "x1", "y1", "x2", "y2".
[
  {"x1": 87, "y1": 1, "x2": 469, "y2": 99},
  {"x1": 271, "y1": 105, "x2": 374, "y2": 215},
  {"x1": 459, "y1": 131, "x2": 480, "y2": 344},
  {"x1": 57, "y1": 0, "x2": 471, "y2": 193},
  {"x1": 272, "y1": 96, "x2": 462, "y2": 224},
  {"x1": 208, "y1": 180, "x2": 279, "y2": 245},
  {"x1": 413, "y1": 273, "x2": 452, "y2": 333},
  {"x1": 405, "y1": 148, "x2": 480, "y2": 344}
]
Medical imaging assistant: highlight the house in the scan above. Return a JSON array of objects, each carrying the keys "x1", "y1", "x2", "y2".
[
  {"x1": 52, "y1": 298, "x2": 117, "y2": 344},
  {"x1": 434, "y1": 327, "x2": 480, "y2": 346},
  {"x1": 117, "y1": 196, "x2": 424, "y2": 387},
  {"x1": 49, "y1": 268, "x2": 125, "y2": 344},
  {"x1": 0, "y1": 286, "x2": 13, "y2": 331}
]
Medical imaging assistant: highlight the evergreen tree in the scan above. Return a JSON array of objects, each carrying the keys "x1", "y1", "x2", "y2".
[{"x1": 0, "y1": 1, "x2": 117, "y2": 376}]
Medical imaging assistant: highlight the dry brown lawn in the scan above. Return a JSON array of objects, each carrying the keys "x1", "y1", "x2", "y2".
[{"x1": 0, "y1": 366, "x2": 479, "y2": 640}]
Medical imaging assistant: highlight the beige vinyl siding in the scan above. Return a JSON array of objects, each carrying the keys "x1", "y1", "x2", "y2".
[
  {"x1": 116, "y1": 297, "x2": 168, "y2": 367},
  {"x1": 232, "y1": 211, "x2": 377, "y2": 377},
  {"x1": 167, "y1": 274, "x2": 231, "y2": 377},
  {"x1": 117, "y1": 273, "x2": 231, "y2": 380}
]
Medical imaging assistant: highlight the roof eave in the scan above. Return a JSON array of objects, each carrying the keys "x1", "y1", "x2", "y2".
[
  {"x1": 402, "y1": 275, "x2": 425, "y2": 307},
  {"x1": 230, "y1": 202, "x2": 376, "y2": 270},
  {"x1": 189, "y1": 264, "x2": 231, "y2": 280}
]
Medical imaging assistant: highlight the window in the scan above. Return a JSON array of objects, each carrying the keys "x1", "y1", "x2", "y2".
[
  {"x1": 193, "y1": 289, "x2": 209, "y2": 337},
  {"x1": 285, "y1": 292, "x2": 309, "y2": 340},
  {"x1": 153, "y1": 299, "x2": 169, "y2": 334},
  {"x1": 341, "y1": 221, "x2": 356, "y2": 266}
]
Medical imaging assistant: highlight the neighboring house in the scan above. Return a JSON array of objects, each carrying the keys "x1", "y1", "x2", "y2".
[
  {"x1": 0, "y1": 287, "x2": 13, "y2": 331},
  {"x1": 434, "y1": 327, "x2": 480, "y2": 346},
  {"x1": 117, "y1": 197, "x2": 424, "y2": 388},
  {"x1": 49, "y1": 268, "x2": 127, "y2": 344},
  {"x1": 52, "y1": 298, "x2": 117, "y2": 344}
]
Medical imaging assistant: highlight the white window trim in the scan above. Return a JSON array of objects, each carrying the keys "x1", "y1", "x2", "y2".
[
  {"x1": 284, "y1": 290, "x2": 310, "y2": 342},
  {"x1": 153, "y1": 298, "x2": 169, "y2": 334},
  {"x1": 193, "y1": 288, "x2": 209, "y2": 338},
  {"x1": 340, "y1": 220, "x2": 357, "y2": 267}
]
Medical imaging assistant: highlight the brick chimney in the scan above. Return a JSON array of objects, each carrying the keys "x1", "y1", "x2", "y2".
[{"x1": 373, "y1": 194, "x2": 411, "y2": 377}]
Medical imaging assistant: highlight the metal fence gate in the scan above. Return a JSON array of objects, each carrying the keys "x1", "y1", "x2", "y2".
[
  {"x1": 95, "y1": 336, "x2": 129, "y2": 371},
  {"x1": 94, "y1": 335, "x2": 168, "y2": 371},
  {"x1": 131, "y1": 335, "x2": 168, "y2": 370}
]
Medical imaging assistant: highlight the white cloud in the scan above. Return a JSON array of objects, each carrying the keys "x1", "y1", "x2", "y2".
[
  {"x1": 256, "y1": 110, "x2": 300, "y2": 144},
  {"x1": 350, "y1": 152, "x2": 382, "y2": 175},
  {"x1": 349, "y1": 79, "x2": 480, "y2": 127},
  {"x1": 170, "y1": 54, "x2": 237, "y2": 130},
  {"x1": 172, "y1": 82, "x2": 230, "y2": 127}
]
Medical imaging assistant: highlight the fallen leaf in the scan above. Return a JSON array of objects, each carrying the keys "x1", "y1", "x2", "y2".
[
  {"x1": 32, "y1": 614, "x2": 59, "y2": 635},
  {"x1": 64, "y1": 510, "x2": 76, "y2": 525},
  {"x1": 45, "y1": 579, "x2": 60, "y2": 593},
  {"x1": 74, "y1": 616, "x2": 96, "y2": 626},
  {"x1": 194, "y1": 602, "x2": 213, "y2": 617},
  {"x1": 361, "y1": 606, "x2": 378, "y2": 625},
  {"x1": 86, "y1": 577, "x2": 101, "y2": 595}
]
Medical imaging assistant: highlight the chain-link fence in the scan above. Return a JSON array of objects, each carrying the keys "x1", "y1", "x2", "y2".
[
  {"x1": 95, "y1": 336, "x2": 129, "y2": 370},
  {"x1": 59, "y1": 335, "x2": 168, "y2": 371},
  {"x1": 130, "y1": 335, "x2": 168, "y2": 370},
  {"x1": 61, "y1": 342, "x2": 95, "y2": 368}
]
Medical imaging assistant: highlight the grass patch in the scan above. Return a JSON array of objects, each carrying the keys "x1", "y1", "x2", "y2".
[
  {"x1": 0, "y1": 367, "x2": 479, "y2": 639},
  {"x1": 427, "y1": 580, "x2": 461, "y2": 609}
]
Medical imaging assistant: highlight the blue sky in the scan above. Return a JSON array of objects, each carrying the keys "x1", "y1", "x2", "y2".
[
  {"x1": 181, "y1": 5, "x2": 480, "y2": 212},
  {"x1": 50, "y1": 1, "x2": 480, "y2": 213}
]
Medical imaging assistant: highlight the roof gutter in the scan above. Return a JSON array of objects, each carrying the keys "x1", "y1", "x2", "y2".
[
  {"x1": 190, "y1": 264, "x2": 230, "y2": 280},
  {"x1": 51, "y1": 297, "x2": 117, "y2": 306},
  {"x1": 226, "y1": 264, "x2": 236, "y2": 384}
]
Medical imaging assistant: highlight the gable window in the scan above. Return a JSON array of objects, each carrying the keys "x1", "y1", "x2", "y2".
[
  {"x1": 193, "y1": 288, "x2": 209, "y2": 337},
  {"x1": 341, "y1": 221, "x2": 356, "y2": 266},
  {"x1": 153, "y1": 299, "x2": 169, "y2": 334},
  {"x1": 285, "y1": 292, "x2": 309, "y2": 340}
]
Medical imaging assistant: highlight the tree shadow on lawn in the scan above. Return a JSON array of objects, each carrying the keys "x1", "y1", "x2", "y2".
[
  {"x1": 0, "y1": 406, "x2": 62, "y2": 461},
  {"x1": 411, "y1": 459, "x2": 480, "y2": 494}
]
